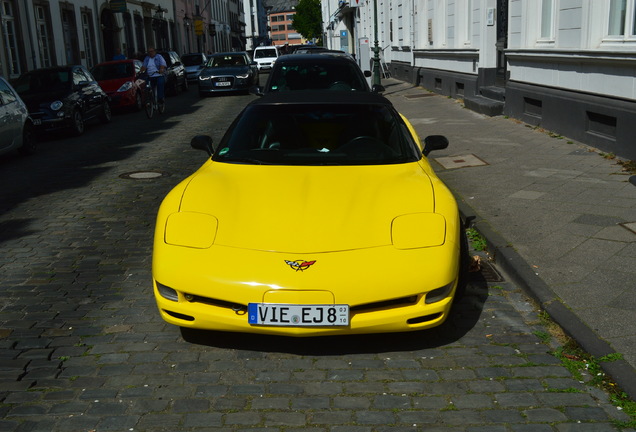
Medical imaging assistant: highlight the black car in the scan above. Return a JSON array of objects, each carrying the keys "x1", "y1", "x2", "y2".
[
  {"x1": 12, "y1": 65, "x2": 111, "y2": 137},
  {"x1": 158, "y1": 51, "x2": 188, "y2": 95},
  {"x1": 252, "y1": 53, "x2": 384, "y2": 95},
  {"x1": 198, "y1": 52, "x2": 259, "y2": 96}
]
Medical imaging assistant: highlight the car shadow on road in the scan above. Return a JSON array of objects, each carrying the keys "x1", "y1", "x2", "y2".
[{"x1": 179, "y1": 274, "x2": 490, "y2": 355}]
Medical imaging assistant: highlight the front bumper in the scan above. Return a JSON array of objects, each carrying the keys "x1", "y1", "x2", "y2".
[{"x1": 153, "y1": 242, "x2": 460, "y2": 336}]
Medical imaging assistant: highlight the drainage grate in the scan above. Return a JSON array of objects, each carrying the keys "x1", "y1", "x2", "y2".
[
  {"x1": 405, "y1": 93, "x2": 436, "y2": 99},
  {"x1": 119, "y1": 171, "x2": 167, "y2": 179},
  {"x1": 470, "y1": 260, "x2": 504, "y2": 283}
]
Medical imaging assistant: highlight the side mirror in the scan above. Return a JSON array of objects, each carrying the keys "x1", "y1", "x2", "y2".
[
  {"x1": 191, "y1": 135, "x2": 214, "y2": 156},
  {"x1": 423, "y1": 135, "x2": 449, "y2": 156},
  {"x1": 371, "y1": 84, "x2": 385, "y2": 93},
  {"x1": 249, "y1": 86, "x2": 264, "y2": 97},
  {"x1": 250, "y1": 61, "x2": 258, "y2": 66}
]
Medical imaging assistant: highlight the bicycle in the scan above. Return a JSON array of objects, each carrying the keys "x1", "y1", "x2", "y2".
[{"x1": 140, "y1": 74, "x2": 165, "y2": 119}]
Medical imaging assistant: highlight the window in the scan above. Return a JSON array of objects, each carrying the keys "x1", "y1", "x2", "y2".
[
  {"x1": 540, "y1": 0, "x2": 554, "y2": 40},
  {"x1": 2, "y1": 1, "x2": 20, "y2": 77},
  {"x1": 82, "y1": 12, "x2": 96, "y2": 68},
  {"x1": 35, "y1": 5, "x2": 53, "y2": 67},
  {"x1": 0, "y1": 79, "x2": 17, "y2": 104},
  {"x1": 607, "y1": 0, "x2": 636, "y2": 38}
]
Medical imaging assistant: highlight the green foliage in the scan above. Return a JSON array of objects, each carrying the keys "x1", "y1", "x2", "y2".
[
  {"x1": 293, "y1": 0, "x2": 323, "y2": 44},
  {"x1": 465, "y1": 228, "x2": 487, "y2": 251}
]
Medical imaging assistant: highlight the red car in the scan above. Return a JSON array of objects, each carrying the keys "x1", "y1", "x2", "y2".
[{"x1": 91, "y1": 59, "x2": 146, "y2": 111}]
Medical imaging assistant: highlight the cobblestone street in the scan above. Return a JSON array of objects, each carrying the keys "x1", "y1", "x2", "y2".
[{"x1": 0, "y1": 89, "x2": 632, "y2": 431}]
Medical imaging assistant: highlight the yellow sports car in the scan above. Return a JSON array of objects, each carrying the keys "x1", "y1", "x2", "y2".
[{"x1": 153, "y1": 91, "x2": 466, "y2": 336}]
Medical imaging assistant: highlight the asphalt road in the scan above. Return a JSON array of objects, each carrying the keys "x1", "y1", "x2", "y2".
[{"x1": 0, "y1": 85, "x2": 632, "y2": 431}]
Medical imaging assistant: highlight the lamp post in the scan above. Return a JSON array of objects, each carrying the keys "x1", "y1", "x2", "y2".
[{"x1": 372, "y1": 0, "x2": 382, "y2": 86}]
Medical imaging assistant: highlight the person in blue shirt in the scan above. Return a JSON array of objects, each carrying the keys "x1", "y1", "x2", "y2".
[
  {"x1": 140, "y1": 47, "x2": 167, "y2": 103},
  {"x1": 113, "y1": 48, "x2": 126, "y2": 60}
]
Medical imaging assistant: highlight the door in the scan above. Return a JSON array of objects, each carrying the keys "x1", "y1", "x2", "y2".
[{"x1": 496, "y1": 0, "x2": 509, "y2": 85}]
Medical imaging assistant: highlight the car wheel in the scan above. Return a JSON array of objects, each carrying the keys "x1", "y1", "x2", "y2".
[
  {"x1": 134, "y1": 91, "x2": 143, "y2": 111},
  {"x1": 70, "y1": 110, "x2": 84, "y2": 136},
  {"x1": 182, "y1": 77, "x2": 189, "y2": 91},
  {"x1": 100, "y1": 101, "x2": 112, "y2": 123},
  {"x1": 18, "y1": 123, "x2": 37, "y2": 156}
]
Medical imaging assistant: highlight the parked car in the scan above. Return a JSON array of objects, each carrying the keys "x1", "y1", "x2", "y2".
[
  {"x1": 91, "y1": 59, "x2": 146, "y2": 111},
  {"x1": 198, "y1": 52, "x2": 259, "y2": 96},
  {"x1": 253, "y1": 46, "x2": 279, "y2": 71},
  {"x1": 0, "y1": 76, "x2": 36, "y2": 156},
  {"x1": 158, "y1": 50, "x2": 189, "y2": 95},
  {"x1": 252, "y1": 53, "x2": 383, "y2": 95},
  {"x1": 181, "y1": 53, "x2": 208, "y2": 82},
  {"x1": 152, "y1": 90, "x2": 466, "y2": 336},
  {"x1": 13, "y1": 65, "x2": 111, "y2": 137}
]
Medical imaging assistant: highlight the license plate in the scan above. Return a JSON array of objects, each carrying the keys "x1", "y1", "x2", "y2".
[
  {"x1": 248, "y1": 303, "x2": 349, "y2": 327},
  {"x1": 32, "y1": 119, "x2": 42, "y2": 125},
  {"x1": 215, "y1": 81, "x2": 231, "y2": 87}
]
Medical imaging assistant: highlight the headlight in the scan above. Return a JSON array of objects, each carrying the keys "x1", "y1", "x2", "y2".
[
  {"x1": 236, "y1": 73, "x2": 249, "y2": 79},
  {"x1": 391, "y1": 213, "x2": 446, "y2": 249},
  {"x1": 117, "y1": 81, "x2": 133, "y2": 92},
  {"x1": 50, "y1": 101, "x2": 63, "y2": 111}
]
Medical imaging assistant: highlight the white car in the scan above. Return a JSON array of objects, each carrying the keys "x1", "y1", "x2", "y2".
[
  {"x1": 0, "y1": 76, "x2": 36, "y2": 157},
  {"x1": 253, "y1": 46, "x2": 279, "y2": 71}
]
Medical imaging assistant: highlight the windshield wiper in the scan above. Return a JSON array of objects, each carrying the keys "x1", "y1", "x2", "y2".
[{"x1": 220, "y1": 157, "x2": 271, "y2": 165}]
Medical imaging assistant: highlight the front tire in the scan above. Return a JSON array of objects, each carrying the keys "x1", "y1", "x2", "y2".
[
  {"x1": 100, "y1": 101, "x2": 112, "y2": 124},
  {"x1": 70, "y1": 110, "x2": 85, "y2": 136},
  {"x1": 134, "y1": 91, "x2": 143, "y2": 111},
  {"x1": 18, "y1": 123, "x2": 37, "y2": 155},
  {"x1": 181, "y1": 76, "x2": 189, "y2": 91}
]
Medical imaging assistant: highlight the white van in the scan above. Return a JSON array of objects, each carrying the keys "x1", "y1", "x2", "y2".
[{"x1": 253, "y1": 46, "x2": 279, "y2": 71}]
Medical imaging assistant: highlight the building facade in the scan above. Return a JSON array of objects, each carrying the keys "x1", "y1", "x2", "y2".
[
  {"x1": 0, "y1": 0, "x2": 241, "y2": 79},
  {"x1": 322, "y1": 0, "x2": 636, "y2": 160}
]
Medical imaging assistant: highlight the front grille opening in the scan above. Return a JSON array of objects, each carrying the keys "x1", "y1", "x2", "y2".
[
  {"x1": 407, "y1": 313, "x2": 442, "y2": 325},
  {"x1": 351, "y1": 295, "x2": 419, "y2": 313},
  {"x1": 164, "y1": 310, "x2": 195, "y2": 321}
]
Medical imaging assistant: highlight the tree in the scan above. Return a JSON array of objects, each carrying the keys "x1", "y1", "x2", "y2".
[{"x1": 292, "y1": 0, "x2": 323, "y2": 45}]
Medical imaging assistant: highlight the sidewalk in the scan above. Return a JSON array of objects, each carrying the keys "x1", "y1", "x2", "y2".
[{"x1": 385, "y1": 79, "x2": 636, "y2": 399}]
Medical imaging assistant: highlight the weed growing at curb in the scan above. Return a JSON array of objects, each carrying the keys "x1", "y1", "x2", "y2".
[
  {"x1": 616, "y1": 159, "x2": 636, "y2": 175},
  {"x1": 466, "y1": 228, "x2": 487, "y2": 251}
]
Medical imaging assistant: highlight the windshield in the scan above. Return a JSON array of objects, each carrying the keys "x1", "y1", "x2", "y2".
[
  {"x1": 254, "y1": 48, "x2": 277, "y2": 59},
  {"x1": 214, "y1": 103, "x2": 422, "y2": 166},
  {"x1": 182, "y1": 55, "x2": 204, "y2": 66},
  {"x1": 91, "y1": 63, "x2": 134, "y2": 80},
  {"x1": 208, "y1": 55, "x2": 247, "y2": 67},
  {"x1": 13, "y1": 70, "x2": 71, "y2": 95},
  {"x1": 268, "y1": 62, "x2": 369, "y2": 92}
]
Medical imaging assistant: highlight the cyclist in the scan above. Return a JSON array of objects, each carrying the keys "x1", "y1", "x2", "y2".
[{"x1": 140, "y1": 47, "x2": 167, "y2": 105}]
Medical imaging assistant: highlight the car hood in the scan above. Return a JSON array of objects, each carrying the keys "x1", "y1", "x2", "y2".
[
  {"x1": 178, "y1": 162, "x2": 435, "y2": 253},
  {"x1": 97, "y1": 79, "x2": 130, "y2": 92},
  {"x1": 201, "y1": 66, "x2": 249, "y2": 76},
  {"x1": 20, "y1": 90, "x2": 70, "y2": 111}
]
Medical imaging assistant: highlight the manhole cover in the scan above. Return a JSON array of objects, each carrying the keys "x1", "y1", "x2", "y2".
[
  {"x1": 119, "y1": 171, "x2": 167, "y2": 179},
  {"x1": 434, "y1": 154, "x2": 488, "y2": 169}
]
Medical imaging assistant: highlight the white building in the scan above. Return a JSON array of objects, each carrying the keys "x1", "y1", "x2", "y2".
[{"x1": 322, "y1": 0, "x2": 636, "y2": 160}]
